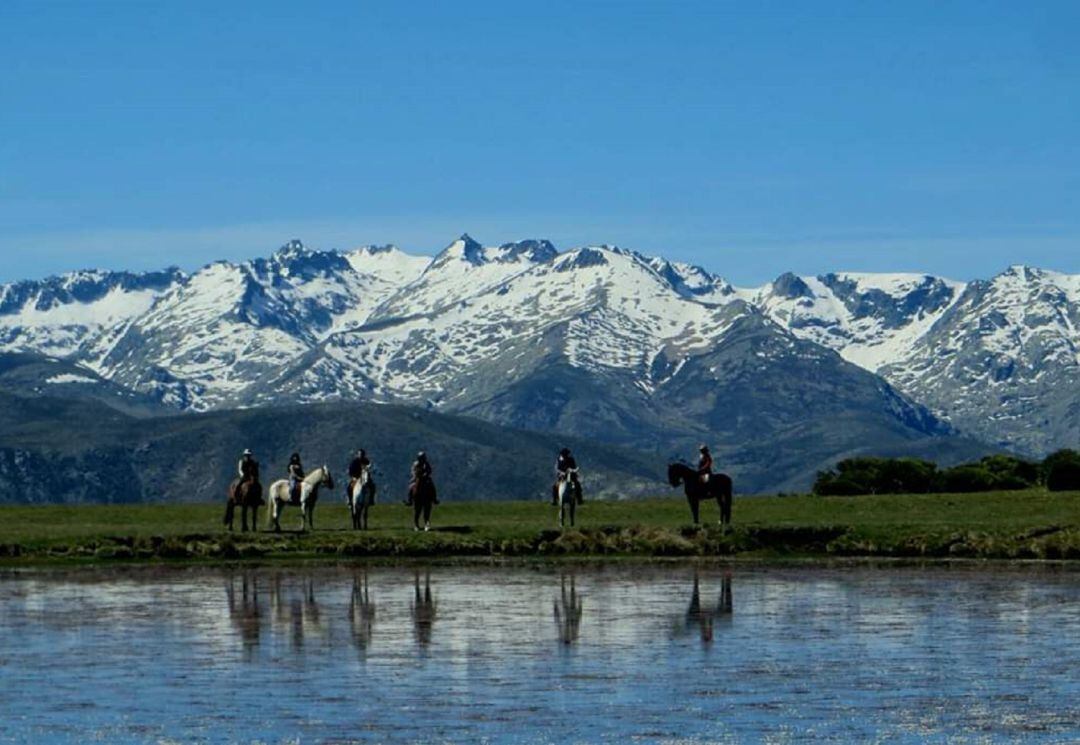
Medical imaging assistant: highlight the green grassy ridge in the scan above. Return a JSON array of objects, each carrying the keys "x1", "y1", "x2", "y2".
[{"x1": 0, "y1": 490, "x2": 1077, "y2": 563}]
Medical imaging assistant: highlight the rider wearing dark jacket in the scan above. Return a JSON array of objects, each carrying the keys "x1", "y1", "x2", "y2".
[
  {"x1": 348, "y1": 449, "x2": 370, "y2": 479},
  {"x1": 553, "y1": 448, "x2": 582, "y2": 505},
  {"x1": 347, "y1": 449, "x2": 371, "y2": 502},
  {"x1": 407, "y1": 452, "x2": 437, "y2": 505},
  {"x1": 697, "y1": 445, "x2": 713, "y2": 484},
  {"x1": 288, "y1": 452, "x2": 304, "y2": 502}
]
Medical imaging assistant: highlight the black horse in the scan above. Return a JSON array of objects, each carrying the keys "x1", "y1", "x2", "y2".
[{"x1": 667, "y1": 462, "x2": 732, "y2": 526}]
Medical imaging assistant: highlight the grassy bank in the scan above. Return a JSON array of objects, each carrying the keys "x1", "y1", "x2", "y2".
[{"x1": 0, "y1": 489, "x2": 1078, "y2": 564}]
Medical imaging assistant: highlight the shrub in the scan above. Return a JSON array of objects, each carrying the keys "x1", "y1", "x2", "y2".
[
  {"x1": 814, "y1": 457, "x2": 937, "y2": 495},
  {"x1": 1046, "y1": 452, "x2": 1080, "y2": 492},
  {"x1": 1043, "y1": 450, "x2": 1080, "y2": 491},
  {"x1": 940, "y1": 465, "x2": 997, "y2": 493}
]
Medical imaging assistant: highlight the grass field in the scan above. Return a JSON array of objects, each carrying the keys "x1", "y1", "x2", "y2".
[{"x1": 0, "y1": 489, "x2": 1078, "y2": 563}]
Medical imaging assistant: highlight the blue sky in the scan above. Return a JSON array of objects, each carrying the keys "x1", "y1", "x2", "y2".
[{"x1": 2, "y1": 1, "x2": 1078, "y2": 285}]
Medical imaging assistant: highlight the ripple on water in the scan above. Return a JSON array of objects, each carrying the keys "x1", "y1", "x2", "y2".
[{"x1": 0, "y1": 564, "x2": 1078, "y2": 743}]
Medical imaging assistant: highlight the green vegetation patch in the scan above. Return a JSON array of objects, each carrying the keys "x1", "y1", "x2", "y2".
[{"x1": 0, "y1": 490, "x2": 1077, "y2": 564}]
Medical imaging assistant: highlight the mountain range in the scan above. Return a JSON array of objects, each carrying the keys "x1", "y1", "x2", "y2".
[{"x1": 2, "y1": 234, "x2": 1076, "y2": 496}]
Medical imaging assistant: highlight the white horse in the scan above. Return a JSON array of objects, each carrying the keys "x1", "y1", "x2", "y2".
[
  {"x1": 267, "y1": 465, "x2": 334, "y2": 532},
  {"x1": 556, "y1": 468, "x2": 582, "y2": 528},
  {"x1": 349, "y1": 466, "x2": 377, "y2": 530}
]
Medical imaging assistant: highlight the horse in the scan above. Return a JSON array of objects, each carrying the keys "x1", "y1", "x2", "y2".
[
  {"x1": 224, "y1": 477, "x2": 263, "y2": 532},
  {"x1": 555, "y1": 468, "x2": 582, "y2": 528},
  {"x1": 348, "y1": 466, "x2": 377, "y2": 530},
  {"x1": 266, "y1": 466, "x2": 334, "y2": 533},
  {"x1": 410, "y1": 476, "x2": 437, "y2": 532},
  {"x1": 667, "y1": 462, "x2": 733, "y2": 527}
]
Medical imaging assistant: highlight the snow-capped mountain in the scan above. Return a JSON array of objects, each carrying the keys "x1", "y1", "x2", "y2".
[
  {"x1": 80, "y1": 240, "x2": 428, "y2": 408},
  {"x1": 881, "y1": 266, "x2": 1080, "y2": 454},
  {"x1": 0, "y1": 267, "x2": 184, "y2": 358},
  {"x1": 2, "y1": 233, "x2": 1076, "y2": 488}
]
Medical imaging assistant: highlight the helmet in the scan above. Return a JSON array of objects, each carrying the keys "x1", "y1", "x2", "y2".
[
  {"x1": 243, "y1": 448, "x2": 252, "y2": 456},
  {"x1": 357, "y1": 448, "x2": 366, "y2": 456},
  {"x1": 417, "y1": 451, "x2": 426, "y2": 459},
  {"x1": 560, "y1": 447, "x2": 571, "y2": 456},
  {"x1": 699, "y1": 444, "x2": 709, "y2": 452},
  {"x1": 290, "y1": 452, "x2": 301, "y2": 462}
]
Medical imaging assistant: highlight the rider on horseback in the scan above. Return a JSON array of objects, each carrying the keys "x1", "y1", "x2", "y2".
[
  {"x1": 697, "y1": 445, "x2": 713, "y2": 484},
  {"x1": 233, "y1": 448, "x2": 259, "y2": 500},
  {"x1": 347, "y1": 448, "x2": 371, "y2": 502},
  {"x1": 554, "y1": 447, "x2": 582, "y2": 505},
  {"x1": 288, "y1": 452, "x2": 305, "y2": 504},
  {"x1": 407, "y1": 451, "x2": 437, "y2": 506}
]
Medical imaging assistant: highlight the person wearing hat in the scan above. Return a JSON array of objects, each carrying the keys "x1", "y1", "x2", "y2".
[
  {"x1": 553, "y1": 447, "x2": 580, "y2": 505},
  {"x1": 697, "y1": 445, "x2": 713, "y2": 484},
  {"x1": 287, "y1": 452, "x2": 305, "y2": 503},
  {"x1": 233, "y1": 448, "x2": 260, "y2": 502}
]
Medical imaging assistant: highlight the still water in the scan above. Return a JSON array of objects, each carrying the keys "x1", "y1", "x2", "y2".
[{"x1": 0, "y1": 563, "x2": 1078, "y2": 743}]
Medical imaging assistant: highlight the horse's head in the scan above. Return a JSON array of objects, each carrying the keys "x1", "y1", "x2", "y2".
[
  {"x1": 667, "y1": 462, "x2": 684, "y2": 487},
  {"x1": 321, "y1": 465, "x2": 334, "y2": 490}
]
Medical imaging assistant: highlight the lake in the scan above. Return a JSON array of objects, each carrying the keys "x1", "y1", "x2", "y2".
[{"x1": 0, "y1": 563, "x2": 1077, "y2": 743}]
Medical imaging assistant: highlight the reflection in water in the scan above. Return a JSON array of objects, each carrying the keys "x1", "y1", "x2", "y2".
[
  {"x1": 349, "y1": 570, "x2": 376, "y2": 653},
  {"x1": 270, "y1": 573, "x2": 324, "y2": 650},
  {"x1": 2, "y1": 566, "x2": 1079, "y2": 743},
  {"x1": 411, "y1": 570, "x2": 436, "y2": 648},
  {"x1": 553, "y1": 573, "x2": 583, "y2": 645},
  {"x1": 225, "y1": 571, "x2": 262, "y2": 658},
  {"x1": 679, "y1": 570, "x2": 733, "y2": 644}
]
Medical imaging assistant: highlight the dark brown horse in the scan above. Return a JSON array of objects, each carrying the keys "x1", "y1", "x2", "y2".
[
  {"x1": 224, "y1": 477, "x2": 264, "y2": 532},
  {"x1": 668, "y1": 462, "x2": 732, "y2": 526},
  {"x1": 410, "y1": 476, "x2": 437, "y2": 532}
]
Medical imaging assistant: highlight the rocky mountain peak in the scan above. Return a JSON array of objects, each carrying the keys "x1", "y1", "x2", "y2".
[
  {"x1": 497, "y1": 239, "x2": 558, "y2": 264},
  {"x1": 770, "y1": 272, "x2": 814, "y2": 299}
]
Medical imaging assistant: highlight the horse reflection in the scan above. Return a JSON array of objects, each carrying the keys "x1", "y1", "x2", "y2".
[
  {"x1": 411, "y1": 570, "x2": 437, "y2": 648},
  {"x1": 269, "y1": 573, "x2": 325, "y2": 649},
  {"x1": 553, "y1": 573, "x2": 583, "y2": 645},
  {"x1": 349, "y1": 570, "x2": 376, "y2": 652},
  {"x1": 679, "y1": 570, "x2": 732, "y2": 644},
  {"x1": 226, "y1": 571, "x2": 263, "y2": 657}
]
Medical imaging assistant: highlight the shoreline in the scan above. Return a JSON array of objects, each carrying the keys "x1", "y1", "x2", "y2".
[{"x1": 1, "y1": 492, "x2": 1077, "y2": 566}]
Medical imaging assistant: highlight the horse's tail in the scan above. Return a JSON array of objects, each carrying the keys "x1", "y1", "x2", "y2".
[{"x1": 223, "y1": 499, "x2": 235, "y2": 526}]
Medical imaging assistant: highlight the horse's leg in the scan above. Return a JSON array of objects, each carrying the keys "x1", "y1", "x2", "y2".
[
  {"x1": 270, "y1": 498, "x2": 281, "y2": 533},
  {"x1": 690, "y1": 494, "x2": 700, "y2": 525},
  {"x1": 569, "y1": 497, "x2": 576, "y2": 528},
  {"x1": 722, "y1": 488, "x2": 732, "y2": 527},
  {"x1": 224, "y1": 500, "x2": 234, "y2": 530},
  {"x1": 423, "y1": 499, "x2": 432, "y2": 531},
  {"x1": 413, "y1": 500, "x2": 422, "y2": 531},
  {"x1": 240, "y1": 504, "x2": 247, "y2": 532}
]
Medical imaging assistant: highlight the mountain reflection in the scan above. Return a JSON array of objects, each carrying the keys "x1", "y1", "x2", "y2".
[
  {"x1": 678, "y1": 570, "x2": 732, "y2": 644},
  {"x1": 553, "y1": 573, "x2": 583, "y2": 645},
  {"x1": 349, "y1": 570, "x2": 376, "y2": 653},
  {"x1": 411, "y1": 570, "x2": 437, "y2": 648}
]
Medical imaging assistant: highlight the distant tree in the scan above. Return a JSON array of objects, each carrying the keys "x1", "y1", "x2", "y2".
[
  {"x1": 814, "y1": 456, "x2": 937, "y2": 495},
  {"x1": 1043, "y1": 449, "x2": 1080, "y2": 492},
  {"x1": 940, "y1": 465, "x2": 997, "y2": 493},
  {"x1": 977, "y1": 454, "x2": 1039, "y2": 489}
]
